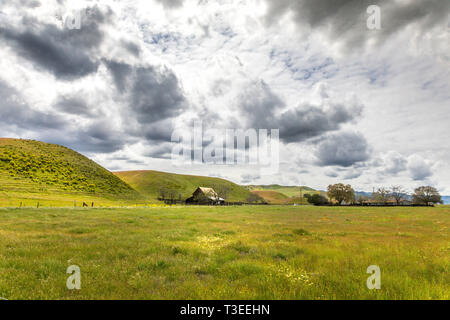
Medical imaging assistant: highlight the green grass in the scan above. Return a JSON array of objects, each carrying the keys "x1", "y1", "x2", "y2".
[
  {"x1": 0, "y1": 205, "x2": 448, "y2": 300},
  {"x1": 114, "y1": 170, "x2": 253, "y2": 202},
  {"x1": 0, "y1": 138, "x2": 142, "y2": 207}
]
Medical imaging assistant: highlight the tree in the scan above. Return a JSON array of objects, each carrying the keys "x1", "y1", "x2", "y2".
[
  {"x1": 355, "y1": 195, "x2": 369, "y2": 205},
  {"x1": 168, "y1": 189, "x2": 177, "y2": 201},
  {"x1": 211, "y1": 184, "x2": 232, "y2": 200},
  {"x1": 246, "y1": 193, "x2": 264, "y2": 204},
  {"x1": 307, "y1": 194, "x2": 329, "y2": 206},
  {"x1": 412, "y1": 186, "x2": 442, "y2": 205},
  {"x1": 159, "y1": 187, "x2": 168, "y2": 200},
  {"x1": 327, "y1": 183, "x2": 355, "y2": 205},
  {"x1": 373, "y1": 187, "x2": 390, "y2": 205},
  {"x1": 390, "y1": 185, "x2": 408, "y2": 205}
]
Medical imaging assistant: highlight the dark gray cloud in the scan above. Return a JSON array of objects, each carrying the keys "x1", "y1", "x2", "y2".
[
  {"x1": 276, "y1": 103, "x2": 362, "y2": 143},
  {"x1": 316, "y1": 131, "x2": 370, "y2": 167},
  {"x1": 343, "y1": 169, "x2": 363, "y2": 180},
  {"x1": 104, "y1": 60, "x2": 133, "y2": 93},
  {"x1": 130, "y1": 66, "x2": 187, "y2": 125},
  {"x1": 324, "y1": 170, "x2": 338, "y2": 178},
  {"x1": 0, "y1": 0, "x2": 40, "y2": 9},
  {"x1": 0, "y1": 79, "x2": 67, "y2": 130},
  {"x1": 264, "y1": 0, "x2": 450, "y2": 50},
  {"x1": 55, "y1": 96, "x2": 94, "y2": 116},
  {"x1": 143, "y1": 142, "x2": 173, "y2": 159},
  {"x1": 122, "y1": 40, "x2": 141, "y2": 57},
  {"x1": 0, "y1": 79, "x2": 125, "y2": 154},
  {"x1": 241, "y1": 173, "x2": 261, "y2": 184},
  {"x1": 407, "y1": 155, "x2": 433, "y2": 181},
  {"x1": 239, "y1": 81, "x2": 362, "y2": 143},
  {"x1": 141, "y1": 119, "x2": 176, "y2": 143},
  {"x1": 380, "y1": 151, "x2": 407, "y2": 175},
  {"x1": 155, "y1": 0, "x2": 184, "y2": 9},
  {"x1": 104, "y1": 61, "x2": 188, "y2": 144},
  {"x1": 239, "y1": 81, "x2": 285, "y2": 128},
  {"x1": 45, "y1": 121, "x2": 127, "y2": 154},
  {"x1": 0, "y1": 6, "x2": 111, "y2": 80},
  {"x1": 19, "y1": 0, "x2": 41, "y2": 8}
]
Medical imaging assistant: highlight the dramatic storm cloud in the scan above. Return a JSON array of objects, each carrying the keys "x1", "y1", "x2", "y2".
[
  {"x1": 316, "y1": 131, "x2": 370, "y2": 167},
  {"x1": 264, "y1": 0, "x2": 450, "y2": 55},
  {"x1": 0, "y1": 6, "x2": 110, "y2": 79},
  {"x1": 0, "y1": 0, "x2": 448, "y2": 193},
  {"x1": 0, "y1": 79, "x2": 66, "y2": 130}
]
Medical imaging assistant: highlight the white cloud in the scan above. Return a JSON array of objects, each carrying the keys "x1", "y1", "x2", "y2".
[{"x1": 0, "y1": 0, "x2": 449, "y2": 193}]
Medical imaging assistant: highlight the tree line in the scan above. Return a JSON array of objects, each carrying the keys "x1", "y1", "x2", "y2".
[{"x1": 304, "y1": 184, "x2": 443, "y2": 206}]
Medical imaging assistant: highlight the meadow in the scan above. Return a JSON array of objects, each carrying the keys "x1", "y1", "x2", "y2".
[{"x1": 0, "y1": 205, "x2": 448, "y2": 300}]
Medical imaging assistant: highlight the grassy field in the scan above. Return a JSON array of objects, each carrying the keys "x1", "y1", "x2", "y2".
[{"x1": 0, "y1": 205, "x2": 448, "y2": 300}]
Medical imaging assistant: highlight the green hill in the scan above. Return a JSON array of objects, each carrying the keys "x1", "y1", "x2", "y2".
[
  {"x1": 251, "y1": 190, "x2": 289, "y2": 204},
  {"x1": 247, "y1": 185, "x2": 319, "y2": 198},
  {"x1": 0, "y1": 138, "x2": 141, "y2": 206},
  {"x1": 114, "y1": 170, "x2": 252, "y2": 202},
  {"x1": 247, "y1": 184, "x2": 327, "y2": 204}
]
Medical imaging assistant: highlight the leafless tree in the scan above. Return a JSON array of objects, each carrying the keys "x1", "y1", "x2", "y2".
[
  {"x1": 168, "y1": 189, "x2": 177, "y2": 201},
  {"x1": 211, "y1": 184, "x2": 232, "y2": 200},
  {"x1": 159, "y1": 187, "x2": 168, "y2": 200},
  {"x1": 390, "y1": 185, "x2": 408, "y2": 205},
  {"x1": 373, "y1": 187, "x2": 390, "y2": 204}
]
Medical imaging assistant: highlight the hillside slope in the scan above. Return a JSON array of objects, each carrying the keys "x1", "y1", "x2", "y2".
[
  {"x1": 0, "y1": 138, "x2": 141, "y2": 205},
  {"x1": 114, "y1": 170, "x2": 252, "y2": 202},
  {"x1": 247, "y1": 184, "x2": 327, "y2": 204},
  {"x1": 251, "y1": 190, "x2": 289, "y2": 204},
  {"x1": 247, "y1": 185, "x2": 322, "y2": 197}
]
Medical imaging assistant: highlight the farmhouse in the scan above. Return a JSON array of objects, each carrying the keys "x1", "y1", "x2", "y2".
[{"x1": 186, "y1": 187, "x2": 225, "y2": 205}]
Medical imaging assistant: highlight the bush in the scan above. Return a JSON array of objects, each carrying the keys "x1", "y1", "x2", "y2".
[{"x1": 307, "y1": 194, "x2": 329, "y2": 206}]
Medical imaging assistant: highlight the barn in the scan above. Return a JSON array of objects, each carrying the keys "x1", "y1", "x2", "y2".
[{"x1": 186, "y1": 187, "x2": 225, "y2": 205}]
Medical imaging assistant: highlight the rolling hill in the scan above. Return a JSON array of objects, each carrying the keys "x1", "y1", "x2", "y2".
[
  {"x1": 0, "y1": 138, "x2": 141, "y2": 206},
  {"x1": 114, "y1": 170, "x2": 253, "y2": 202},
  {"x1": 247, "y1": 184, "x2": 327, "y2": 204},
  {"x1": 247, "y1": 184, "x2": 320, "y2": 198},
  {"x1": 250, "y1": 190, "x2": 289, "y2": 204}
]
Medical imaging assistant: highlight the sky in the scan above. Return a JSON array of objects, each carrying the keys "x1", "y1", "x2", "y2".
[{"x1": 0, "y1": 0, "x2": 449, "y2": 193}]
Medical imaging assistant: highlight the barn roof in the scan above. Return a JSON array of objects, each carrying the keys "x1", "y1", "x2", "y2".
[{"x1": 197, "y1": 187, "x2": 217, "y2": 195}]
